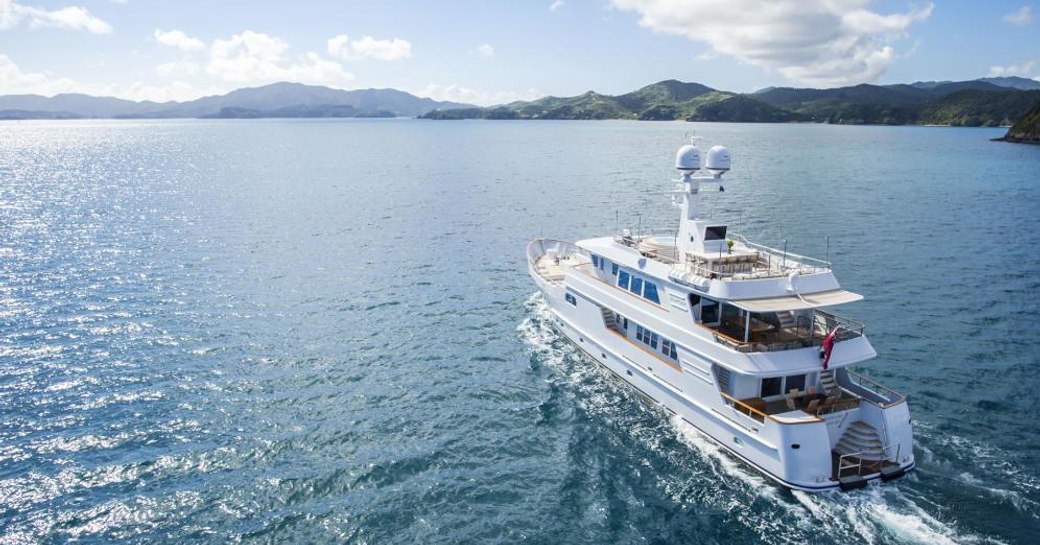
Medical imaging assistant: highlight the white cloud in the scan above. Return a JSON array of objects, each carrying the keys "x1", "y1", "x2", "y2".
[
  {"x1": 472, "y1": 43, "x2": 494, "y2": 58},
  {"x1": 0, "y1": 53, "x2": 224, "y2": 102},
  {"x1": 549, "y1": 0, "x2": 565, "y2": 11},
  {"x1": 0, "y1": 0, "x2": 112, "y2": 34},
  {"x1": 988, "y1": 60, "x2": 1037, "y2": 77},
  {"x1": 0, "y1": 53, "x2": 79, "y2": 95},
  {"x1": 326, "y1": 33, "x2": 412, "y2": 61},
  {"x1": 1003, "y1": 5, "x2": 1033, "y2": 26},
  {"x1": 610, "y1": 0, "x2": 933, "y2": 87},
  {"x1": 419, "y1": 83, "x2": 544, "y2": 107},
  {"x1": 154, "y1": 28, "x2": 205, "y2": 52},
  {"x1": 155, "y1": 59, "x2": 200, "y2": 78},
  {"x1": 208, "y1": 30, "x2": 355, "y2": 86}
]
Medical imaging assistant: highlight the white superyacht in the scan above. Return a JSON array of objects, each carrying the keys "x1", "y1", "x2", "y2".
[{"x1": 527, "y1": 142, "x2": 914, "y2": 491}]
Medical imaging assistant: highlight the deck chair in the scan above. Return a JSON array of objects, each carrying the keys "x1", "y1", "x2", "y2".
[
  {"x1": 806, "y1": 399, "x2": 820, "y2": 414},
  {"x1": 785, "y1": 396, "x2": 796, "y2": 410},
  {"x1": 806, "y1": 385, "x2": 817, "y2": 397}
]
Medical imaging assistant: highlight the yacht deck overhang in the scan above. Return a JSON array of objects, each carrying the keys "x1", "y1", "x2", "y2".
[{"x1": 728, "y1": 290, "x2": 864, "y2": 312}]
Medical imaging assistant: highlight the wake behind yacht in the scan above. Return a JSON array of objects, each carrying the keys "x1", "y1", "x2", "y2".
[{"x1": 527, "y1": 142, "x2": 914, "y2": 491}]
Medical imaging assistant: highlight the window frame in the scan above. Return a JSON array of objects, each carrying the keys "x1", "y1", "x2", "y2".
[
  {"x1": 630, "y1": 276, "x2": 644, "y2": 297},
  {"x1": 643, "y1": 282, "x2": 660, "y2": 304},
  {"x1": 618, "y1": 270, "x2": 630, "y2": 290}
]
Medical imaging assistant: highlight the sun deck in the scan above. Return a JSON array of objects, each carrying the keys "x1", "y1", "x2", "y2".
[{"x1": 619, "y1": 231, "x2": 831, "y2": 280}]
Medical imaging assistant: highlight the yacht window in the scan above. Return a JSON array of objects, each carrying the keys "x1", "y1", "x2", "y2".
[
  {"x1": 701, "y1": 298, "x2": 719, "y2": 323},
  {"x1": 643, "y1": 282, "x2": 660, "y2": 304},
  {"x1": 630, "y1": 277, "x2": 644, "y2": 296},
  {"x1": 761, "y1": 377, "x2": 783, "y2": 398},
  {"x1": 565, "y1": 293, "x2": 577, "y2": 306},
  {"x1": 636, "y1": 325, "x2": 647, "y2": 344},
  {"x1": 661, "y1": 339, "x2": 678, "y2": 360},
  {"x1": 618, "y1": 271, "x2": 630, "y2": 290},
  {"x1": 592, "y1": 254, "x2": 600, "y2": 268},
  {"x1": 649, "y1": 332, "x2": 659, "y2": 349},
  {"x1": 689, "y1": 294, "x2": 701, "y2": 306},
  {"x1": 785, "y1": 374, "x2": 806, "y2": 393},
  {"x1": 705, "y1": 226, "x2": 727, "y2": 240},
  {"x1": 611, "y1": 263, "x2": 619, "y2": 275}
]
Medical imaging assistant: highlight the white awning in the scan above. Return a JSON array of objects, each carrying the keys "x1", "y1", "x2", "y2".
[{"x1": 730, "y1": 289, "x2": 863, "y2": 312}]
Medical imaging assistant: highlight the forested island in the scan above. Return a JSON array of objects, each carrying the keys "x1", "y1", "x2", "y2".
[{"x1": 422, "y1": 77, "x2": 1040, "y2": 128}]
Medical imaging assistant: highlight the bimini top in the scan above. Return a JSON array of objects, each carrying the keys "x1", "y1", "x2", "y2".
[{"x1": 729, "y1": 289, "x2": 863, "y2": 312}]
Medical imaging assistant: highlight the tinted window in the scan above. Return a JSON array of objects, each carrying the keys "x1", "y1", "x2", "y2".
[
  {"x1": 592, "y1": 255, "x2": 600, "y2": 268},
  {"x1": 705, "y1": 226, "x2": 728, "y2": 240},
  {"x1": 618, "y1": 271, "x2": 630, "y2": 290},
  {"x1": 761, "y1": 377, "x2": 783, "y2": 397},
  {"x1": 611, "y1": 263, "x2": 618, "y2": 275},
  {"x1": 643, "y1": 282, "x2": 660, "y2": 304},
  {"x1": 630, "y1": 277, "x2": 643, "y2": 296},
  {"x1": 702, "y1": 299, "x2": 719, "y2": 323},
  {"x1": 786, "y1": 374, "x2": 806, "y2": 393},
  {"x1": 565, "y1": 293, "x2": 577, "y2": 306}
]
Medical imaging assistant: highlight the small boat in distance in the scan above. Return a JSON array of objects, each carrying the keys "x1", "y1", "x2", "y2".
[{"x1": 527, "y1": 142, "x2": 914, "y2": 491}]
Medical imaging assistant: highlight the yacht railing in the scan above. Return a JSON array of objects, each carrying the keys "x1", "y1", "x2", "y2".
[
  {"x1": 809, "y1": 311, "x2": 865, "y2": 342},
  {"x1": 720, "y1": 392, "x2": 822, "y2": 425},
  {"x1": 526, "y1": 238, "x2": 583, "y2": 266},
  {"x1": 839, "y1": 369, "x2": 905, "y2": 408},
  {"x1": 837, "y1": 443, "x2": 902, "y2": 478},
  {"x1": 709, "y1": 309, "x2": 864, "y2": 353},
  {"x1": 729, "y1": 234, "x2": 831, "y2": 274}
]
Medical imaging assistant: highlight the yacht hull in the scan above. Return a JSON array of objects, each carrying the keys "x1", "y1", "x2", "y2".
[{"x1": 530, "y1": 264, "x2": 914, "y2": 492}]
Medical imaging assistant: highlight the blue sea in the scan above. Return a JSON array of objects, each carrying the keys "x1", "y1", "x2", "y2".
[{"x1": 1, "y1": 119, "x2": 1038, "y2": 544}]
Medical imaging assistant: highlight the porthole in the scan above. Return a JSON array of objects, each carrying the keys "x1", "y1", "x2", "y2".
[
  {"x1": 733, "y1": 437, "x2": 742, "y2": 446},
  {"x1": 792, "y1": 444, "x2": 801, "y2": 450},
  {"x1": 626, "y1": 370, "x2": 633, "y2": 377}
]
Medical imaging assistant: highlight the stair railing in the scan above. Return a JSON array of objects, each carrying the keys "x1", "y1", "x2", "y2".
[{"x1": 838, "y1": 452, "x2": 863, "y2": 477}]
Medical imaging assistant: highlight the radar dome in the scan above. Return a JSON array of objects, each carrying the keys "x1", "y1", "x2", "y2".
[
  {"x1": 705, "y1": 145, "x2": 731, "y2": 172},
  {"x1": 675, "y1": 145, "x2": 701, "y2": 171}
]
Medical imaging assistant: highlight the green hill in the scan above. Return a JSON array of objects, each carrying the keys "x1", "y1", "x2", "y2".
[
  {"x1": 420, "y1": 79, "x2": 1040, "y2": 128},
  {"x1": 996, "y1": 99, "x2": 1040, "y2": 144}
]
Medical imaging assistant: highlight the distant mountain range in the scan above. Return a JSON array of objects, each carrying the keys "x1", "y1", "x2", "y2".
[
  {"x1": 0, "y1": 82, "x2": 474, "y2": 120},
  {"x1": 5, "y1": 76, "x2": 1040, "y2": 127},
  {"x1": 422, "y1": 76, "x2": 1040, "y2": 128}
]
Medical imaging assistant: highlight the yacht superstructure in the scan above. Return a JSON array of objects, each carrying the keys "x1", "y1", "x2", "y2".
[{"x1": 527, "y1": 143, "x2": 914, "y2": 491}]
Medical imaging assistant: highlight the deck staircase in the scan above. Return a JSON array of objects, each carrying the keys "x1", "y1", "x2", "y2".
[
  {"x1": 819, "y1": 369, "x2": 839, "y2": 396},
  {"x1": 601, "y1": 307, "x2": 616, "y2": 327},
  {"x1": 835, "y1": 421, "x2": 885, "y2": 461},
  {"x1": 777, "y1": 311, "x2": 797, "y2": 329}
]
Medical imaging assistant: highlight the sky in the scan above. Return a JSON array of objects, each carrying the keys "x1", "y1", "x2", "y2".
[{"x1": 1, "y1": 0, "x2": 1038, "y2": 105}]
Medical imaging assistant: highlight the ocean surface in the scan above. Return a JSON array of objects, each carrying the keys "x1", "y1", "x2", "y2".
[{"x1": 0, "y1": 118, "x2": 1038, "y2": 544}]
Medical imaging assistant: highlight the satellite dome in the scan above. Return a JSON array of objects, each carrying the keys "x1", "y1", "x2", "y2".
[
  {"x1": 675, "y1": 144, "x2": 701, "y2": 171},
  {"x1": 705, "y1": 145, "x2": 731, "y2": 172}
]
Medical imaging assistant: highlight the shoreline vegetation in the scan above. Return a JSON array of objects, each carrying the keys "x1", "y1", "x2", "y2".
[
  {"x1": 421, "y1": 78, "x2": 1040, "y2": 130},
  {"x1": 994, "y1": 100, "x2": 1040, "y2": 144}
]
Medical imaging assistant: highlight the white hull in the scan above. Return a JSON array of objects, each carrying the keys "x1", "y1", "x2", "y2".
[{"x1": 530, "y1": 261, "x2": 915, "y2": 491}]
